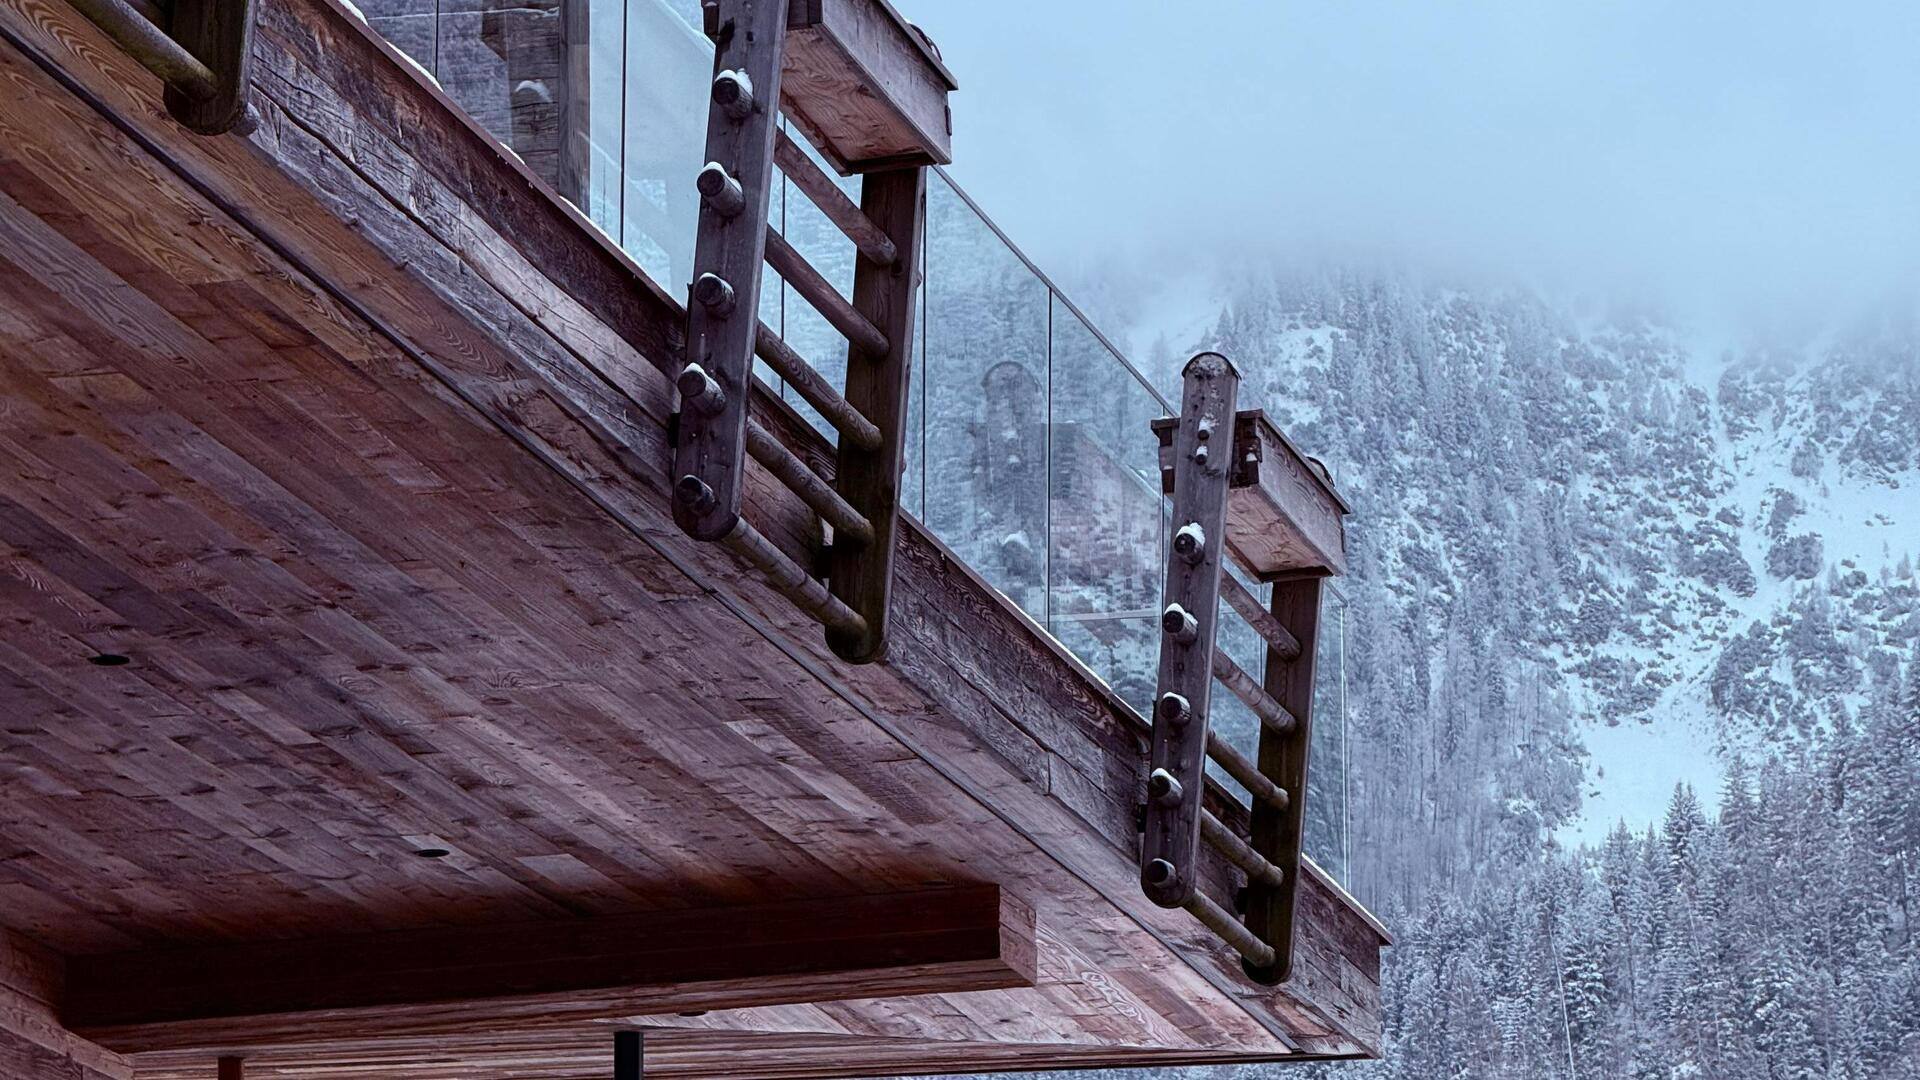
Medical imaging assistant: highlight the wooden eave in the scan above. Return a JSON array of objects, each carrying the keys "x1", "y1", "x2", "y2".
[{"x1": 0, "y1": 0, "x2": 1386, "y2": 1074}]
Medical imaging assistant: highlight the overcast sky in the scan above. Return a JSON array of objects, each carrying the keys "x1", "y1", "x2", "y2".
[{"x1": 893, "y1": 0, "x2": 1920, "y2": 326}]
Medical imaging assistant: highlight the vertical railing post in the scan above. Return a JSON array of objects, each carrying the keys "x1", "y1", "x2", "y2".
[
  {"x1": 614, "y1": 1029, "x2": 644, "y2": 1079},
  {"x1": 1242, "y1": 576, "x2": 1320, "y2": 983},
  {"x1": 674, "y1": 0, "x2": 788, "y2": 540},
  {"x1": 163, "y1": 0, "x2": 255, "y2": 134},
  {"x1": 1140, "y1": 352, "x2": 1239, "y2": 907},
  {"x1": 824, "y1": 165, "x2": 925, "y2": 662}
]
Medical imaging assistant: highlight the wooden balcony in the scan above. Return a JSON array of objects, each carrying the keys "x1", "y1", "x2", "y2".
[{"x1": 0, "y1": 0, "x2": 1388, "y2": 1074}]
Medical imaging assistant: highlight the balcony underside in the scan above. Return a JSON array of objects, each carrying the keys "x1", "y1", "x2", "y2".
[{"x1": 0, "y1": 0, "x2": 1386, "y2": 1074}]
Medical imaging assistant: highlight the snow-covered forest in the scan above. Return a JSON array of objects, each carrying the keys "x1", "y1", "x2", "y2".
[{"x1": 913, "y1": 270, "x2": 1920, "y2": 1079}]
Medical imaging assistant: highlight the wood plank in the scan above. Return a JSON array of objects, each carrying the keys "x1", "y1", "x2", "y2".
[
  {"x1": 675, "y1": 0, "x2": 788, "y2": 540},
  {"x1": 66, "y1": 887, "x2": 1036, "y2": 1052},
  {"x1": 779, "y1": 0, "x2": 954, "y2": 171},
  {"x1": 1152, "y1": 410, "x2": 1349, "y2": 578}
]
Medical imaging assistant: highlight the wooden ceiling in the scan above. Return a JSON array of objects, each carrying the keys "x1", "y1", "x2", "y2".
[{"x1": 0, "y1": 0, "x2": 1386, "y2": 1073}]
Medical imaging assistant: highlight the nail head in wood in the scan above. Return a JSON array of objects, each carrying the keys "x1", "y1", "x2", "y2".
[{"x1": 697, "y1": 162, "x2": 747, "y2": 218}]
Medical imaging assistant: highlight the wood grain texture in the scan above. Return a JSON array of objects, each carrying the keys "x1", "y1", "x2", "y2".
[
  {"x1": 780, "y1": 0, "x2": 953, "y2": 171},
  {"x1": 0, "y1": 0, "x2": 1385, "y2": 1071},
  {"x1": 159, "y1": 0, "x2": 251, "y2": 133},
  {"x1": 0, "y1": 931, "x2": 132, "y2": 1080}
]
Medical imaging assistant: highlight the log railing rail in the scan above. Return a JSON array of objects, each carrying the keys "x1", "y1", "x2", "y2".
[
  {"x1": 672, "y1": 0, "x2": 934, "y2": 663},
  {"x1": 65, "y1": 0, "x2": 256, "y2": 133},
  {"x1": 1141, "y1": 353, "x2": 1346, "y2": 984}
]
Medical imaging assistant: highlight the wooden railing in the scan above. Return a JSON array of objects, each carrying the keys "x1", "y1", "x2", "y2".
[
  {"x1": 66, "y1": 0, "x2": 256, "y2": 133},
  {"x1": 670, "y1": 0, "x2": 952, "y2": 663},
  {"x1": 1141, "y1": 353, "x2": 1349, "y2": 983}
]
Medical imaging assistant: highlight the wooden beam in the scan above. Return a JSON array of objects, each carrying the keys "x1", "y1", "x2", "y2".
[
  {"x1": 773, "y1": 127, "x2": 896, "y2": 266},
  {"x1": 162, "y1": 0, "x2": 254, "y2": 134},
  {"x1": 1244, "y1": 579, "x2": 1322, "y2": 983},
  {"x1": 1152, "y1": 410, "x2": 1348, "y2": 579},
  {"x1": 824, "y1": 165, "x2": 924, "y2": 662},
  {"x1": 778, "y1": 0, "x2": 955, "y2": 172},
  {"x1": 63, "y1": 887, "x2": 1036, "y2": 1054},
  {"x1": 673, "y1": 0, "x2": 788, "y2": 540},
  {"x1": 1141, "y1": 353, "x2": 1239, "y2": 908},
  {"x1": 0, "y1": 930, "x2": 130, "y2": 1080},
  {"x1": 762, "y1": 224, "x2": 888, "y2": 357}
]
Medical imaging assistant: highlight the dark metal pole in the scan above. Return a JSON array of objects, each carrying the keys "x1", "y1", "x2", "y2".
[{"x1": 614, "y1": 1029, "x2": 643, "y2": 1080}]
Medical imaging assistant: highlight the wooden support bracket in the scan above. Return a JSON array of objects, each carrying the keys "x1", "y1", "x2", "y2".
[
  {"x1": 824, "y1": 164, "x2": 925, "y2": 662},
  {"x1": 1242, "y1": 577, "x2": 1322, "y2": 983},
  {"x1": 62, "y1": 886, "x2": 1035, "y2": 1054},
  {"x1": 64, "y1": 0, "x2": 255, "y2": 134},
  {"x1": 1140, "y1": 352, "x2": 1239, "y2": 907},
  {"x1": 675, "y1": 0, "x2": 789, "y2": 540},
  {"x1": 679, "y1": 0, "x2": 929, "y2": 666},
  {"x1": 1145, "y1": 353, "x2": 1348, "y2": 982}
]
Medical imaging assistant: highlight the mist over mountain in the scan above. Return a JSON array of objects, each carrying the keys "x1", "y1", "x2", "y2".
[{"x1": 905, "y1": 266, "x2": 1920, "y2": 1079}]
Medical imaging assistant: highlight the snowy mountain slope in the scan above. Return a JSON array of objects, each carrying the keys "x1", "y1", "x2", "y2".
[{"x1": 1113, "y1": 269, "x2": 1919, "y2": 866}]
